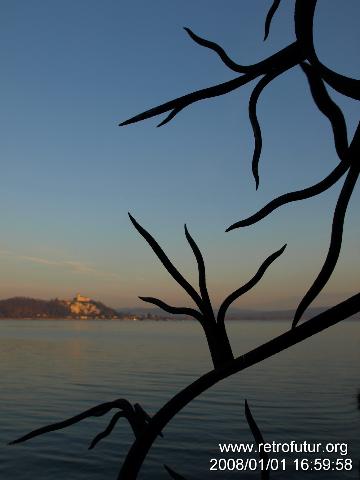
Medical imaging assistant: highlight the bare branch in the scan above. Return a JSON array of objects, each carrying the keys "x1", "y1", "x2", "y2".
[
  {"x1": 217, "y1": 245, "x2": 286, "y2": 326},
  {"x1": 129, "y1": 214, "x2": 203, "y2": 311},
  {"x1": 245, "y1": 401, "x2": 269, "y2": 480},
  {"x1": 184, "y1": 225, "x2": 214, "y2": 321},
  {"x1": 264, "y1": 0, "x2": 281, "y2": 41},
  {"x1": 183, "y1": 27, "x2": 248, "y2": 73},
  {"x1": 226, "y1": 160, "x2": 350, "y2": 231},
  {"x1": 138, "y1": 296, "x2": 204, "y2": 324},
  {"x1": 300, "y1": 62, "x2": 348, "y2": 160},
  {"x1": 293, "y1": 125, "x2": 360, "y2": 327}
]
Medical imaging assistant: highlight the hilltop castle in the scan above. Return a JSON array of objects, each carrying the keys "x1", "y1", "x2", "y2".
[{"x1": 74, "y1": 293, "x2": 91, "y2": 303}]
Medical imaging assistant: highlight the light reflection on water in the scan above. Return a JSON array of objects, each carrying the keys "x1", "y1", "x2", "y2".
[{"x1": 0, "y1": 319, "x2": 359, "y2": 479}]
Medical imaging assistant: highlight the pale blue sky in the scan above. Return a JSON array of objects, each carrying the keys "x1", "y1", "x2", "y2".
[{"x1": 0, "y1": 0, "x2": 359, "y2": 309}]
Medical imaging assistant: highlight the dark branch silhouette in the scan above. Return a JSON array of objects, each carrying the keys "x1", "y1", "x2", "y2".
[
  {"x1": 128, "y1": 213, "x2": 203, "y2": 312},
  {"x1": 245, "y1": 400, "x2": 269, "y2": 480},
  {"x1": 113, "y1": 2, "x2": 360, "y2": 476},
  {"x1": 183, "y1": 27, "x2": 247, "y2": 74},
  {"x1": 226, "y1": 160, "x2": 350, "y2": 231},
  {"x1": 119, "y1": 43, "x2": 303, "y2": 130},
  {"x1": 249, "y1": 70, "x2": 285, "y2": 189},
  {"x1": 139, "y1": 296, "x2": 204, "y2": 324},
  {"x1": 227, "y1": 120, "x2": 358, "y2": 231},
  {"x1": 184, "y1": 224, "x2": 214, "y2": 321},
  {"x1": 264, "y1": 0, "x2": 281, "y2": 41},
  {"x1": 89, "y1": 411, "x2": 125, "y2": 450},
  {"x1": 217, "y1": 244, "x2": 286, "y2": 327}
]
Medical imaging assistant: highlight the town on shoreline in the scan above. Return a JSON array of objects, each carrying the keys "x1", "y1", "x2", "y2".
[{"x1": 0, "y1": 293, "x2": 168, "y2": 321}]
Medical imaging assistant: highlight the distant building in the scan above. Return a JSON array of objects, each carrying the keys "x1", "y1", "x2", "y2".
[{"x1": 74, "y1": 293, "x2": 91, "y2": 303}]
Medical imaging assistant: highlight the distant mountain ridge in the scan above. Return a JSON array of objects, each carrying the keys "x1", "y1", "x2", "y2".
[{"x1": 116, "y1": 305, "x2": 360, "y2": 321}]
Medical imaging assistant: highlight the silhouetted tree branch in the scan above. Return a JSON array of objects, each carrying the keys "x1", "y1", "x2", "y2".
[{"x1": 118, "y1": 293, "x2": 360, "y2": 479}]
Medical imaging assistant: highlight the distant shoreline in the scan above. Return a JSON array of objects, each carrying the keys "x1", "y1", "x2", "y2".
[
  {"x1": 0, "y1": 316, "x2": 358, "y2": 322},
  {"x1": 1, "y1": 296, "x2": 359, "y2": 321}
]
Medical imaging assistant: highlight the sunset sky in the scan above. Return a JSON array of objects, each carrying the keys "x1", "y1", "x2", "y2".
[{"x1": 1, "y1": 0, "x2": 359, "y2": 310}]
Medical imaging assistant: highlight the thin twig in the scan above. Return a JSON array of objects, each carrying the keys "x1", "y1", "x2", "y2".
[
  {"x1": 89, "y1": 412, "x2": 125, "y2": 450},
  {"x1": 184, "y1": 225, "x2": 214, "y2": 321},
  {"x1": 264, "y1": 0, "x2": 281, "y2": 41},
  {"x1": 217, "y1": 245, "x2": 286, "y2": 326},
  {"x1": 183, "y1": 27, "x2": 249, "y2": 74},
  {"x1": 249, "y1": 69, "x2": 289, "y2": 189},
  {"x1": 138, "y1": 296, "x2": 204, "y2": 324}
]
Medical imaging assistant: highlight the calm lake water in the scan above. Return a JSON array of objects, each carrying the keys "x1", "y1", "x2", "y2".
[{"x1": 0, "y1": 319, "x2": 359, "y2": 479}]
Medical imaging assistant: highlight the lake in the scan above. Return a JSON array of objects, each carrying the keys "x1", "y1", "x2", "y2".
[{"x1": 0, "y1": 319, "x2": 359, "y2": 479}]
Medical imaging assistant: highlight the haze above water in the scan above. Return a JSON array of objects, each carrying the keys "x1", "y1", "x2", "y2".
[{"x1": 0, "y1": 319, "x2": 359, "y2": 479}]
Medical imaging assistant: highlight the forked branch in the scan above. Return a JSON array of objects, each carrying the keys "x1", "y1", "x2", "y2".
[
  {"x1": 130, "y1": 215, "x2": 286, "y2": 368},
  {"x1": 9, "y1": 399, "x2": 158, "y2": 451}
]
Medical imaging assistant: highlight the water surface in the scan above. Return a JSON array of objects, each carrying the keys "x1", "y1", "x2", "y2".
[{"x1": 0, "y1": 319, "x2": 359, "y2": 479}]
